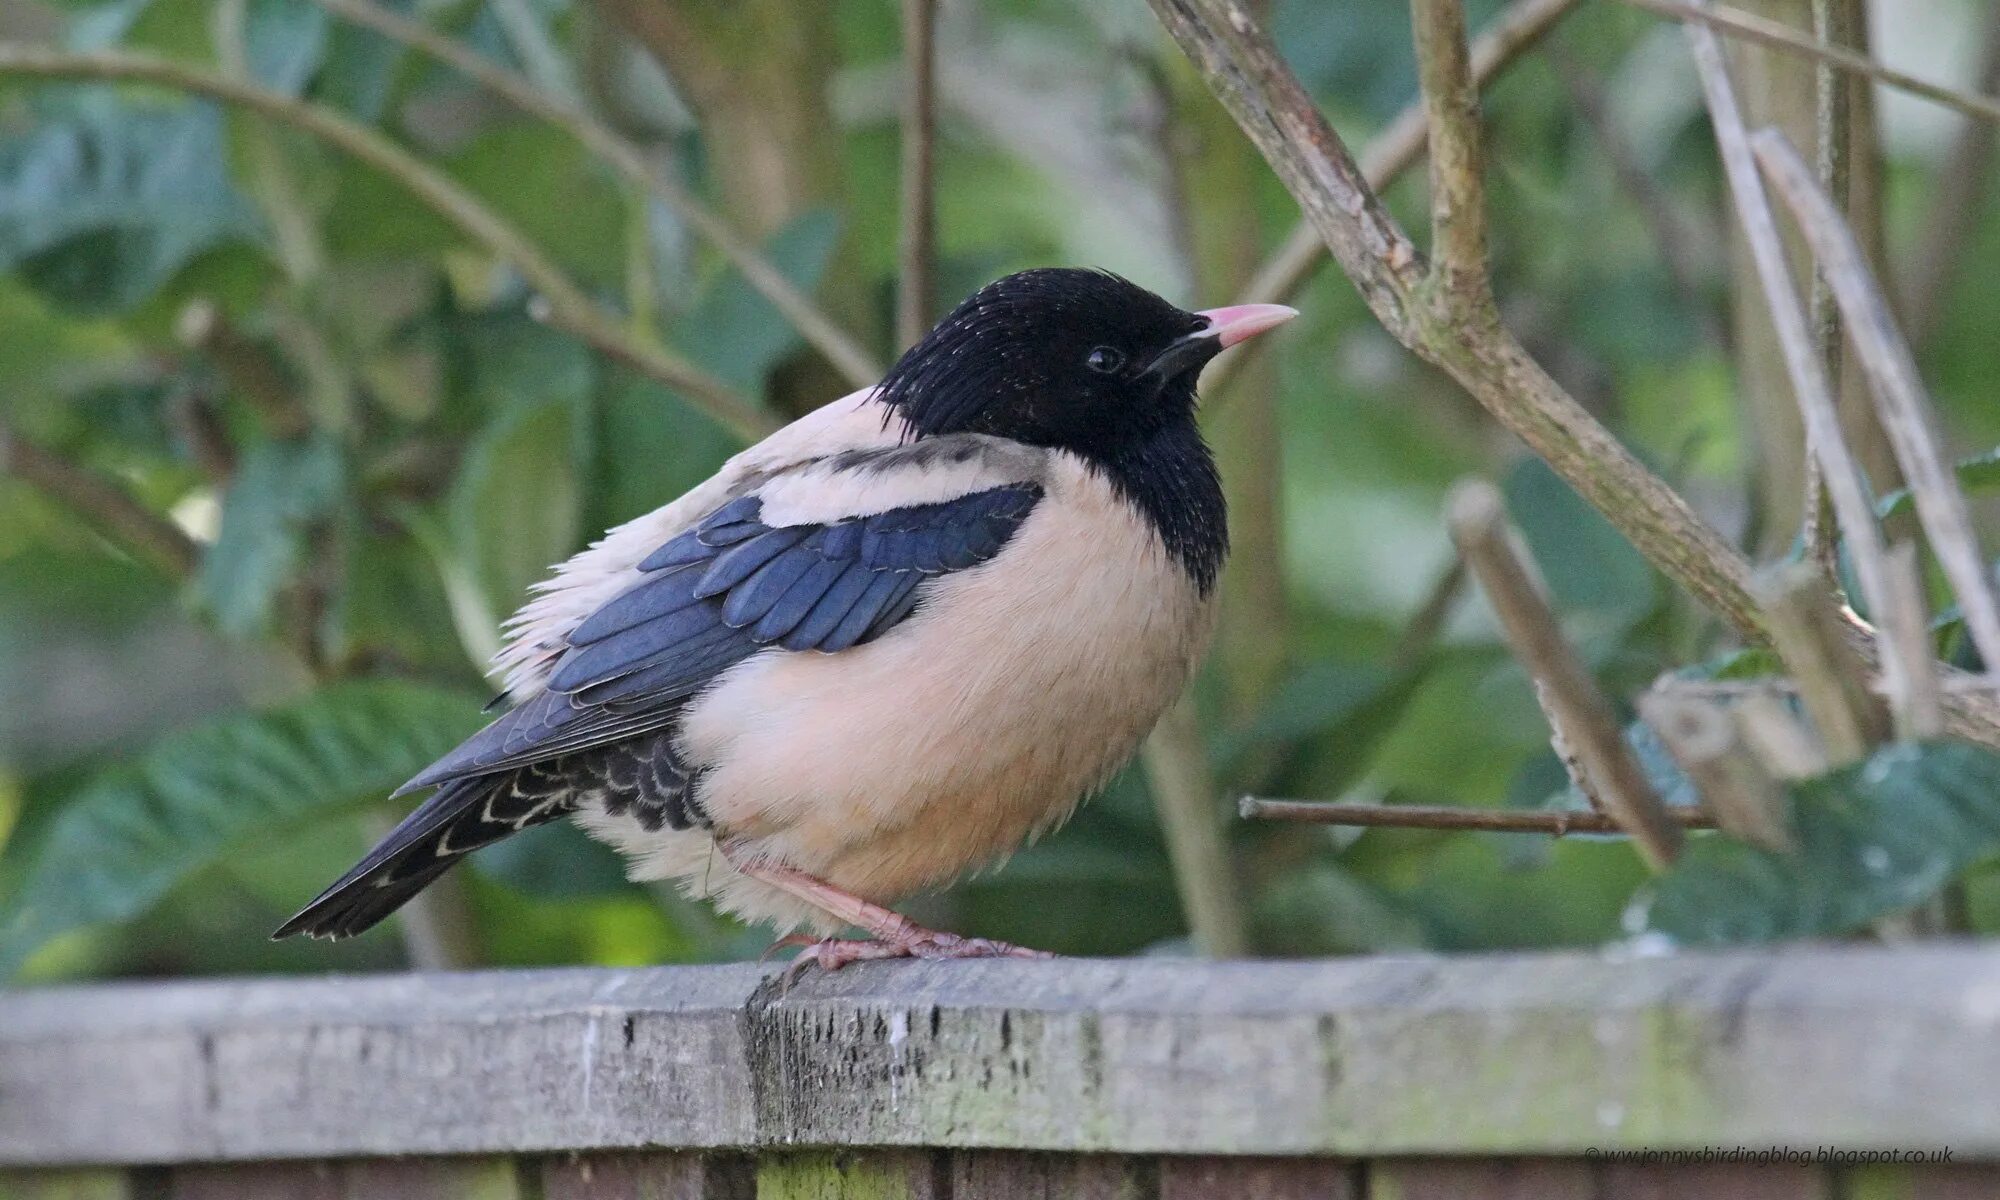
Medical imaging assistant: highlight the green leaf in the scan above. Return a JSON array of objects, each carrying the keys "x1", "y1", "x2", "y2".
[
  {"x1": 196, "y1": 436, "x2": 345, "y2": 636},
  {"x1": 1636, "y1": 741, "x2": 2000, "y2": 945},
  {"x1": 1877, "y1": 445, "x2": 2000, "y2": 521},
  {"x1": 0, "y1": 94, "x2": 261, "y2": 315},
  {"x1": 0, "y1": 681, "x2": 486, "y2": 976},
  {"x1": 449, "y1": 400, "x2": 581, "y2": 627}
]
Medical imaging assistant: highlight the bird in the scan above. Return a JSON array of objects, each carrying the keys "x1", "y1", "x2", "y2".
[{"x1": 274, "y1": 268, "x2": 1295, "y2": 968}]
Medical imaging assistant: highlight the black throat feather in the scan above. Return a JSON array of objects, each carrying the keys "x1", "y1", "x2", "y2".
[{"x1": 1098, "y1": 405, "x2": 1228, "y2": 596}]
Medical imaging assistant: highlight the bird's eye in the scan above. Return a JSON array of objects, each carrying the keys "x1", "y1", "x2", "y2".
[{"x1": 1086, "y1": 346, "x2": 1125, "y2": 374}]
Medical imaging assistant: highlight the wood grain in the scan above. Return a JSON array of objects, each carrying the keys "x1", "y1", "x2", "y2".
[
  {"x1": 540, "y1": 1152, "x2": 753, "y2": 1200},
  {"x1": 1160, "y1": 1155, "x2": 1355, "y2": 1199},
  {"x1": 7, "y1": 948, "x2": 2000, "y2": 1166},
  {"x1": 1595, "y1": 1163, "x2": 1829, "y2": 1198},
  {"x1": 950, "y1": 1152, "x2": 1149, "y2": 1199},
  {"x1": 1371, "y1": 1159, "x2": 1594, "y2": 1200}
]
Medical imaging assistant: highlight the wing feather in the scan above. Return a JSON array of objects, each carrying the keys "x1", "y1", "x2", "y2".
[{"x1": 398, "y1": 442, "x2": 1045, "y2": 795}]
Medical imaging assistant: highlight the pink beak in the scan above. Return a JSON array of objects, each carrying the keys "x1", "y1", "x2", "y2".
[{"x1": 1193, "y1": 303, "x2": 1299, "y2": 348}]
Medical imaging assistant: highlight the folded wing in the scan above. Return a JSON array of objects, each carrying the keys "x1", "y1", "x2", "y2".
[{"x1": 396, "y1": 456, "x2": 1044, "y2": 796}]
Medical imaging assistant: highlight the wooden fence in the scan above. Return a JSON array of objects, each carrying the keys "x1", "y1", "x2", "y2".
[{"x1": 1, "y1": 944, "x2": 1996, "y2": 1198}]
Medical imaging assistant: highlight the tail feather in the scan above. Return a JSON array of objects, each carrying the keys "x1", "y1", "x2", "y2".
[{"x1": 273, "y1": 773, "x2": 568, "y2": 941}]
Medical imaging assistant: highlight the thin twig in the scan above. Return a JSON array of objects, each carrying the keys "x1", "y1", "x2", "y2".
[
  {"x1": 1618, "y1": 0, "x2": 2000, "y2": 128},
  {"x1": 896, "y1": 0, "x2": 938, "y2": 351},
  {"x1": 1204, "y1": 0, "x2": 1581, "y2": 401},
  {"x1": 1146, "y1": 0, "x2": 1764, "y2": 641},
  {"x1": 1239, "y1": 797, "x2": 1718, "y2": 834},
  {"x1": 0, "y1": 422, "x2": 200, "y2": 579},
  {"x1": 0, "y1": 45, "x2": 778, "y2": 441},
  {"x1": 1756, "y1": 560, "x2": 1891, "y2": 763},
  {"x1": 1799, "y1": 0, "x2": 1848, "y2": 583},
  {"x1": 1638, "y1": 688, "x2": 1793, "y2": 851},
  {"x1": 1448, "y1": 479, "x2": 1685, "y2": 868},
  {"x1": 310, "y1": 0, "x2": 883, "y2": 392},
  {"x1": 1753, "y1": 130, "x2": 2000, "y2": 674},
  {"x1": 1683, "y1": 9, "x2": 1894, "y2": 628},
  {"x1": 1880, "y1": 541, "x2": 1946, "y2": 741},
  {"x1": 1139, "y1": 696, "x2": 1253, "y2": 957}
]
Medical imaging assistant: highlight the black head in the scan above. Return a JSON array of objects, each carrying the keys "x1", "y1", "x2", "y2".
[{"x1": 879, "y1": 269, "x2": 1276, "y2": 457}]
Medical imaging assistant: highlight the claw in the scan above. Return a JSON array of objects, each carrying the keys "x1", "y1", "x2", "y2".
[
  {"x1": 773, "y1": 931, "x2": 1054, "y2": 987},
  {"x1": 760, "y1": 932, "x2": 818, "y2": 963}
]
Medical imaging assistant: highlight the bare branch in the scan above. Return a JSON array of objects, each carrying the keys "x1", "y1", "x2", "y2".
[
  {"x1": 1752, "y1": 129, "x2": 2000, "y2": 674},
  {"x1": 0, "y1": 422, "x2": 200, "y2": 579},
  {"x1": 1240, "y1": 797, "x2": 1718, "y2": 835},
  {"x1": 1733, "y1": 688, "x2": 1830, "y2": 778},
  {"x1": 310, "y1": 0, "x2": 883, "y2": 391},
  {"x1": 1799, "y1": 0, "x2": 1849, "y2": 583},
  {"x1": 1146, "y1": 0, "x2": 1764, "y2": 640},
  {"x1": 0, "y1": 46, "x2": 779, "y2": 441},
  {"x1": 1447, "y1": 479, "x2": 1685, "y2": 868},
  {"x1": 1683, "y1": 10, "x2": 1894, "y2": 627},
  {"x1": 1203, "y1": 0, "x2": 1581, "y2": 400},
  {"x1": 1619, "y1": 0, "x2": 2000, "y2": 128},
  {"x1": 1139, "y1": 696, "x2": 1253, "y2": 957},
  {"x1": 896, "y1": 0, "x2": 939, "y2": 351},
  {"x1": 1757, "y1": 561, "x2": 1891, "y2": 762},
  {"x1": 1880, "y1": 542, "x2": 1946, "y2": 742},
  {"x1": 1410, "y1": 0, "x2": 1492, "y2": 307},
  {"x1": 1639, "y1": 689, "x2": 1793, "y2": 851}
]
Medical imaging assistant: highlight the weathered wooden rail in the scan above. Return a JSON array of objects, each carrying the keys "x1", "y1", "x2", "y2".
[{"x1": 1, "y1": 944, "x2": 1996, "y2": 1197}]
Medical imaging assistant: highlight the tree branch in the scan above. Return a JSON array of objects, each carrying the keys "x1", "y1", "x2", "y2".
[
  {"x1": 1683, "y1": 10, "x2": 1894, "y2": 625},
  {"x1": 1639, "y1": 689, "x2": 1793, "y2": 851},
  {"x1": 1618, "y1": 0, "x2": 2000, "y2": 128},
  {"x1": 0, "y1": 422, "x2": 200, "y2": 579},
  {"x1": 1239, "y1": 797, "x2": 1719, "y2": 834},
  {"x1": 896, "y1": 0, "x2": 938, "y2": 352},
  {"x1": 1880, "y1": 541, "x2": 1946, "y2": 741},
  {"x1": 1753, "y1": 129, "x2": 2000, "y2": 675},
  {"x1": 310, "y1": 0, "x2": 882, "y2": 392},
  {"x1": 1410, "y1": 0, "x2": 1492, "y2": 308},
  {"x1": 0, "y1": 44, "x2": 779, "y2": 442},
  {"x1": 1146, "y1": 0, "x2": 1764, "y2": 640},
  {"x1": 1203, "y1": 0, "x2": 1580, "y2": 402},
  {"x1": 1447, "y1": 479, "x2": 1684, "y2": 869},
  {"x1": 1757, "y1": 560, "x2": 1891, "y2": 763}
]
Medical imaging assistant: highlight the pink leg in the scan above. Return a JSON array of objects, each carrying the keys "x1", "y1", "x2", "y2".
[{"x1": 722, "y1": 847, "x2": 1054, "y2": 975}]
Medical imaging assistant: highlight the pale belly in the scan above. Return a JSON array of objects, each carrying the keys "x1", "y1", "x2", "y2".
[{"x1": 573, "y1": 460, "x2": 1216, "y2": 933}]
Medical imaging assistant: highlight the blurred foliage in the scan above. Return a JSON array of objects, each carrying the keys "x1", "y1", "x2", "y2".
[{"x1": 1, "y1": 0, "x2": 1999, "y2": 982}]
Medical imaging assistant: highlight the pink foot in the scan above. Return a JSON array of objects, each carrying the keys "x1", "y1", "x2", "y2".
[{"x1": 778, "y1": 931, "x2": 1054, "y2": 986}]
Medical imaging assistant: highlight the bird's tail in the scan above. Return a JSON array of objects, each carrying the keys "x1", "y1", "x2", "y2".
[{"x1": 272, "y1": 773, "x2": 565, "y2": 941}]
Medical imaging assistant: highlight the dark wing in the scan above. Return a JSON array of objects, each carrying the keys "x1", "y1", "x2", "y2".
[
  {"x1": 272, "y1": 738, "x2": 696, "y2": 940},
  {"x1": 393, "y1": 480, "x2": 1044, "y2": 795}
]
